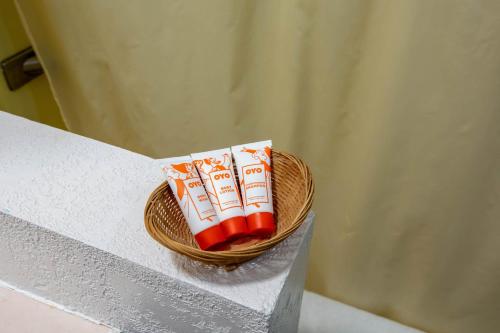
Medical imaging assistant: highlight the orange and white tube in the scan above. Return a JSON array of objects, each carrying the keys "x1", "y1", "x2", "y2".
[
  {"x1": 158, "y1": 156, "x2": 226, "y2": 250},
  {"x1": 231, "y1": 140, "x2": 276, "y2": 236},
  {"x1": 191, "y1": 148, "x2": 248, "y2": 240}
]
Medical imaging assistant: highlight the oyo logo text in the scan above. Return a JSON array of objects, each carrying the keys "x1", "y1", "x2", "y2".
[
  {"x1": 245, "y1": 167, "x2": 263, "y2": 174},
  {"x1": 188, "y1": 181, "x2": 202, "y2": 188},
  {"x1": 214, "y1": 172, "x2": 231, "y2": 180}
]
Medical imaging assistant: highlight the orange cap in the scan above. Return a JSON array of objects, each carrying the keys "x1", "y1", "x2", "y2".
[
  {"x1": 247, "y1": 212, "x2": 275, "y2": 236},
  {"x1": 194, "y1": 225, "x2": 227, "y2": 250},
  {"x1": 220, "y1": 216, "x2": 248, "y2": 240}
]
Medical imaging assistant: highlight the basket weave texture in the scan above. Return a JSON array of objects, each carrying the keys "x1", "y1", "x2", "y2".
[{"x1": 144, "y1": 150, "x2": 314, "y2": 267}]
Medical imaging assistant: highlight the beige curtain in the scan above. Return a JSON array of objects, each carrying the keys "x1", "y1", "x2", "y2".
[{"x1": 16, "y1": 0, "x2": 500, "y2": 332}]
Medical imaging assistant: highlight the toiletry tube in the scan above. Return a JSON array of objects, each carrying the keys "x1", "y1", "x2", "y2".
[
  {"x1": 191, "y1": 148, "x2": 248, "y2": 239},
  {"x1": 158, "y1": 156, "x2": 226, "y2": 250},
  {"x1": 231, "y1": 140, "x2": 276, "y2": 236}
]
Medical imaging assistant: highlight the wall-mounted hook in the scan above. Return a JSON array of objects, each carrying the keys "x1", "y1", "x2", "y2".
[{"x1": 1, "y1": 47, "x2": 43, "y2": 91}]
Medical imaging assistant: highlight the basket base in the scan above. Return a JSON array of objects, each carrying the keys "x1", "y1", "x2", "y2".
[{"x1": 214, "y1": 234, "x2": 271, "y2": 252}]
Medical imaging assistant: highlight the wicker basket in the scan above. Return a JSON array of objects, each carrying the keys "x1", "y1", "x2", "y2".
[{"x1": 144, "y1": 150, "x2": 314, "y2": 268}]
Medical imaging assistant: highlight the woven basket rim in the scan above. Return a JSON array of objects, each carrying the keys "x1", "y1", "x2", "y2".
[{"x1": 144, "y1": 150, "x2": 314, "y2": 264}]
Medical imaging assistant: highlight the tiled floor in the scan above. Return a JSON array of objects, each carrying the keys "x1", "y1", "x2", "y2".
[{"x1": 0, "y1": 286, "x2": 113, "y2": 333}]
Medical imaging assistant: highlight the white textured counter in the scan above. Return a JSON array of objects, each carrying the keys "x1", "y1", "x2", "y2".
[{"x1": 0, "y1": 111, "x2": 313, "y2": 333}]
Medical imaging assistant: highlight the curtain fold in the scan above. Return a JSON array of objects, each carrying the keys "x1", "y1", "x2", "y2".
[{"x1": 16, "y1": 1, "x2": 500, "y2": 332}]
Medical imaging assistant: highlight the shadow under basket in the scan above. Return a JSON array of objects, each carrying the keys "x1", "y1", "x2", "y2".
[{"x1": 144, "y1": 150, "x2": 314, "y2": 269}]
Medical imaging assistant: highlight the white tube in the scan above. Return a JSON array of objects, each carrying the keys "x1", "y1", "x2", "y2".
[
  {"x1": 231, "y1": 140, "x2": 275, "y2": 236},
  {"x1": 158, "y1": 156, "x2": 226, "y2": 250},
  {"x1": 191, "y1": 148, "x2": 248, "y2": 239}
]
